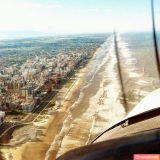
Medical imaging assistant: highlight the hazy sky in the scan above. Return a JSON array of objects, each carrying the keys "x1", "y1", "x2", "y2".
[{"x1": 0, "y1": 0, "x2": 160, "y2": 33}]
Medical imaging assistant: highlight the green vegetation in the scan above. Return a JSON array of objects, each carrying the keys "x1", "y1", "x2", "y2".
[
  {"x1": 51, "y1": 100, "x2": 56, "y2": 105},
  {"x1": 0, "y1": 145, "x2": 10, "y2": 149},
  {"x1": 47, "y1": 100, "x2": 56, "y2": 108},
  {"x1": 65, "y1": 79, "x2": 75, "y2": 88},
  {"x1": 76, "y1": 69, "x2": 81, "y2": 73},
  {"x1": 7, "y1": 110, "x2": 27, "y2": 115}
]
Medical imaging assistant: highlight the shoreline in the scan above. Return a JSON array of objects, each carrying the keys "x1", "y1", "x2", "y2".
[{"x1": 1, "y1": 33, "x2": 159, "y2": 160}]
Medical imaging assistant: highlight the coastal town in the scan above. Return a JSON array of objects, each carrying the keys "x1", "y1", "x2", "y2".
[
  {"x1": 0, "y1": 0, "x2": 159, "y2": 159},
  {"x1": 0, "y1": 34, "x2": 108, "y2": 136}
]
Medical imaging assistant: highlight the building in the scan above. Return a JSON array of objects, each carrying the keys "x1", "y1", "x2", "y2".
[{"x1": 0, "y1": 111, "x2": 5, "y2": 125}]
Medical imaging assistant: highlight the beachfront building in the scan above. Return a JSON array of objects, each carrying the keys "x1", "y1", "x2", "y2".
[
  {"x1": 21, "y1": 102, "x2": 35, "y2": 112},
  {"x1": 0, "y1": 111, "x2": 5, "y2": 125}
]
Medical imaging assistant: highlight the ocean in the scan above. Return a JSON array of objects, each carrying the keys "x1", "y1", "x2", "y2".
[{"x1": 45, "y1": 32, "x2": 160, "y2": 159}]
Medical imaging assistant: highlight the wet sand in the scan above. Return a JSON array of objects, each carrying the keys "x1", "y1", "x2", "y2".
[{"x1": 1, "y1": 34, "x2": 160, "y2": 160}]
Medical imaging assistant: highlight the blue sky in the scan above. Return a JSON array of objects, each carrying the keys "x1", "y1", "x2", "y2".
[{"x1": 0, "y1": 0, "x2": 160, "y2": 33}]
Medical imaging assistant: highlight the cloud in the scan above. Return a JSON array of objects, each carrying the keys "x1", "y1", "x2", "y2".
[
  {"x1": 0, "y1": 1, "x2": 115, "y2": 33},
  {"x1": 0, "y1": 1, "x2": 64, "y2": 10},
  {"x1": 20, "y1": 3, "x2": 43, "y2": 8},
  {"x1": 18, "y1": 3, "x2": 64, "y2": 10},
  {"x1": 88, "y1": 9, "x2": 99, "y2": 12},
  {"x1": 45, "y1": 5, "x2": 64, "y2": 9},
  {"x1": 106, "y1": 9, "x2": 113, "y2": 12}
]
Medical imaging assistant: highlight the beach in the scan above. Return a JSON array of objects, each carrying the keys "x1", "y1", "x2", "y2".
[{"x1": 1, "y1": 33, "x2": 160, "y2": 160}]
